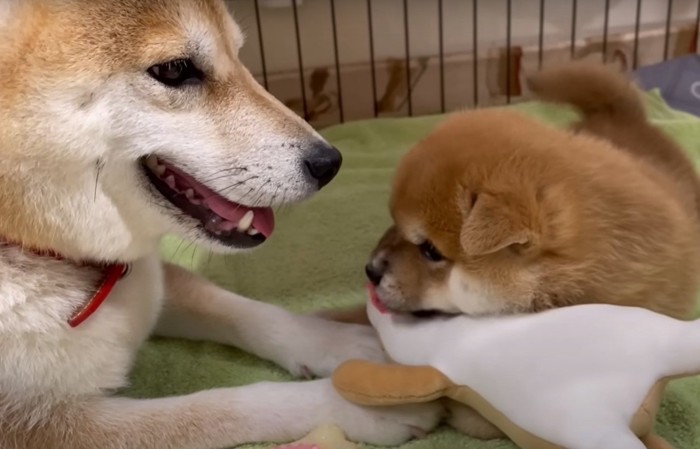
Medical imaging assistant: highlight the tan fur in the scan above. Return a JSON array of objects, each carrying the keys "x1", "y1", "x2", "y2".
[
  {"x1": 0, "y1": 1, "x2": 443, "y2": 447},
  {"x1": 363, "y1": 63, "x2": 700, "y2": 438}
]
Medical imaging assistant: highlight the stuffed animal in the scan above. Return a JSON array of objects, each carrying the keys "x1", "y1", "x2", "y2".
[
  {"x1": 332, "y1": 285, "x2": 700, "y2": 449},
  {"x1": 272, "y1": 424, "x2": 357, "y2": 449}
]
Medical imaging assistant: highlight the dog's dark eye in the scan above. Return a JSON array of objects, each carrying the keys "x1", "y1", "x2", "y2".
[
  {"x1": 418, "y1": 241, "x2": 444, "y2": 262},
  {"x1": 147, "y1": 58, "x2": 204, "y2": 88}
]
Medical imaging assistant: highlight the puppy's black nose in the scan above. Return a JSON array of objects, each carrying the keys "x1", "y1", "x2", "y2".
[
  {"x1": 303, "y1": 143, "x2": 343, "y2": 189},
  {"x1": 365, "y1": 263, "x2": 384, "y2": 286}
]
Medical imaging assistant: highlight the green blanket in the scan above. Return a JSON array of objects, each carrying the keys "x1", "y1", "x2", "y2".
[{"x1": 125, "y1": 91, "x2": 700, "y2": 449}]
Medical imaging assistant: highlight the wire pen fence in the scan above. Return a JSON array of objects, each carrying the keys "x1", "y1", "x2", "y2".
[{"x1": 231, "y1": 0, "x2": 700, "y2": 128}]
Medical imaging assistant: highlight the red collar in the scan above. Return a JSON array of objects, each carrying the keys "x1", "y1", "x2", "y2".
[
  {"x1": 2, "y1": 242, "x2": 131, "y2": 328},
  {"x1": 68, "y1": 262, "x2": 131, "y2": 327}
]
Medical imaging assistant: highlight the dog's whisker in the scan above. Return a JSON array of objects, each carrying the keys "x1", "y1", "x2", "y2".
[
  {"x1": 240, "y1": 184, "x2": 263, "y2": 205},
  {"x1": 179, "y1": 236, "x2": 197, "y2": 265},
  {"x1": 190, "y1": 244, "x2": 198, "y2": 271},
  {"x1": 217, "y1": 175, "x2": 260, "y2": 198},
  {"x1": 197, "y1": 167, "x2": 249, "y2": 185},
  {"x1": 205, "y1": 248, "x2": 213, "y2": 271},
  {"x1": 93, "y1": 159, "x2": 104, "y2": 203},
  {"x1": 250, "y1": 181, "x2": 270, "y2": 208},
  {"x1": 171, "y1": 238, "x2": 187, "y2": 263}
]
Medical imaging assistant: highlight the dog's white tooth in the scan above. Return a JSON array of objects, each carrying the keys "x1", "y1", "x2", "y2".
[
  {"x1": 220, "y1": 220, "x2": 238, "y2": 232},
  {"x1": 190, "y1": 199, "x2": 202, "y2": 205},
  {"x1": 185, "y1": 189, "x2": 194, "y2": 199},
  {"x1": 165, "y1": 175, "x2": 176, "y2": 189},
  {"x1": 145, "y1": 155, "x2": 159, "y2": 170},
  {"x1": 237, "y1": 210, "x2": 254, "y2": 231},
  {"x1": 155, "y1": 165, "x2": 166, "y2": 176},
  {"x1": 247, "y1": 228, "x2": 260, "y2": 236}
]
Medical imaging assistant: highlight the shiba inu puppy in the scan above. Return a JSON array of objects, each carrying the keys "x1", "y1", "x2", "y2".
[{"x1": 365, "y1": 63, "x2": 700, "y2": 438}]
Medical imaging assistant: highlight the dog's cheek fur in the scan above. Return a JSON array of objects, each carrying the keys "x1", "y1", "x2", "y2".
[
  {"x1": 375, "y1": 249, "x2": 428, "y2": 310},
  {"x1": 199, "y1": 69, "x2": 326, "y2": 206},
  {"x1": 419, "y1": 260, "x2": 539, "y2": 315}
]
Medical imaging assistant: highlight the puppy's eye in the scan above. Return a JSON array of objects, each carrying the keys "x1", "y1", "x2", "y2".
[
  {"x1": 147, "y1": 58, "x2": 204, "y2": 88},
  {"x1": 418, "y1": 241, "x2": 444, "y2": 262}
]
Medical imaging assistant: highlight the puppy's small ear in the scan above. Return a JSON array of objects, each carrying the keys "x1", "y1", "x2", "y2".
[{"x1": 460, "y1": 192, "x2": 531, "y2": 256}]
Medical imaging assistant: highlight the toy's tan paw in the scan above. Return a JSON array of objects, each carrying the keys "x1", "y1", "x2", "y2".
[
  {"x1": 273, "y1": 424, "x2": 357, "y2": 449},
  {"x1": 445, "y1": 400, "x2": 504, "y2": 440}
]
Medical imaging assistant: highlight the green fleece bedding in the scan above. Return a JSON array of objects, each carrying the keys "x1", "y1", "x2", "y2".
[{"x1": 124, "y1": 91, "x2": 700, "y2": 449}]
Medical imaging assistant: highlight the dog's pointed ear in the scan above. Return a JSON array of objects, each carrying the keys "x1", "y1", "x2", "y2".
[{"x1": 459, "y1": 192, "x2": 532, "y2": 256}]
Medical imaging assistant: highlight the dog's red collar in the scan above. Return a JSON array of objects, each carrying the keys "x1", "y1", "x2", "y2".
[
  {"x1": 68, "y1": 262, "x2": 131, "y2": 327},
  {"x1": 1, "y1": 241, "x2": 131, "y2": 328}
]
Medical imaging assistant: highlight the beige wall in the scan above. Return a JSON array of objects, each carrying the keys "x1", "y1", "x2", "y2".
[
  {"x1": 229, "y1": 0, "x2": 700, "y2": 75},
  {"x1": 223, "y1": 0, "x2": 700, "y2": 127}
]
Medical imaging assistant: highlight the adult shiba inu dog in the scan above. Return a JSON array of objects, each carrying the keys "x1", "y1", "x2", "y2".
[{"x1": 0, "y1": 1, "x2": 441, "y2": 448}]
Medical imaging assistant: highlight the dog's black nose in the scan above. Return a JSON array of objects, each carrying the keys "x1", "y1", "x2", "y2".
[
  {"x1": 303, "y1": 143, "x2": 343, "y2": 189},
  {"x1": 365, "y1": 263, "x2": 384, "y2": 286}
]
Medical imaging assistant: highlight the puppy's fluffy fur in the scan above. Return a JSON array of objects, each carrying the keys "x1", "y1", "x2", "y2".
[
  {"x1": 370, "y1": 63, "x2": 700, "y2": 320},
  {"x1": 366, "y1": 63, "x2": 700, "y2": 439},
  {"x1": 0, "y1": 1, "x2": 441, "y2": 448}
]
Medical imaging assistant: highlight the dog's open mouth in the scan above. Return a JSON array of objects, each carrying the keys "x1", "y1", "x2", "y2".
[{"x1": 141, "y1": 155, "x2": 274, "y2": 248}]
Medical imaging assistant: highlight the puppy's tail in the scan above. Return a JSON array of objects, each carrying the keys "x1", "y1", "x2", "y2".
[
  {"x1": 527, "y1": 63, "x2": 700, "y2": 205},
  {"x1": 526, "y1": 62, "x2": 646, "y2": 123}
]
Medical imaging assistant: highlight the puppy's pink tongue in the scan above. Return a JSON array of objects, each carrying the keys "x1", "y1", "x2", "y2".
[{"x1": 368, "y1": 283, "x2": 389, "y2": 314}]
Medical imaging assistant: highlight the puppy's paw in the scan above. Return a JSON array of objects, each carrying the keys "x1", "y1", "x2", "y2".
[
  {"x1": 326, "y1": 393, "x2": 444, "y2": 445},
  {"x1": 279, "y1": 316, "x2": 386, "y2": 378}
]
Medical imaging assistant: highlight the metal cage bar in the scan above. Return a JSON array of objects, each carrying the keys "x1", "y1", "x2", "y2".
[
  {"x1": 403, "y1": 0, "x2": 413, "y2": 116},
  {"x1": 367, "y1": 0, "x2": 378, "y2": 118},
  {"x1": 506, "y1": 0, "x2": 512, "y2": 104},
  {"x1": 472, "y1": 0, "x2": 479, "y2": 107},
  {"x1": 253, "y1": 0, "x2": 268, "y2": 90},
  {"x1": 633, "y1": 0, "x2": 642, "y2": 70},
  {"x1": 664, "y1": 0, "x2": 674, "y2": 61},
  {"x1": 602, "y1": 0, "x2": 610, "y2": 63},
  {"x1": 329, "y1": 0, "x2": 344, "y2": 123},
  {"x1": 696, "y1": 0, "x2": 700, "y2": 52},
  {"x1": 570, "y1": 0, "x2": 577, "y2": 58},
  {"x1": 538, "y1": 0, "x2": 545, "y2": 69},
  {"x1": 438, "y1": 0, "x2": 445, "y2": 113},
  {"x1": 291, "y1": 0, "x2": 309, "y2": 120}
]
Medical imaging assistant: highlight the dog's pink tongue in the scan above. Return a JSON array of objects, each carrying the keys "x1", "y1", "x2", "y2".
[
  {"x1": 251, "y1": 208, "x2": 275, "y2": 238},
  {"x1": 204, "y1": 196, "x2": 275, "y2": 238}
]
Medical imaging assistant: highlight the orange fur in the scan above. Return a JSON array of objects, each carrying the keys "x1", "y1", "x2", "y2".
[{"x1": 368, "y1": 63, "x2": 700, "y2": 320}]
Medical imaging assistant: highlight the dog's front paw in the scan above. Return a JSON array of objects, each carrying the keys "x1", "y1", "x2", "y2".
[
  {"x1": 325, "y1": 390, "x2": 444, "y2": 445},
  {"x1": 280, "y1": 316, "x2": 386, "y2": 378}
]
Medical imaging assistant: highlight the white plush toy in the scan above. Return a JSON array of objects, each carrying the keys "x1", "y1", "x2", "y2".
[{"x1": 332, "y1": 285, "x2": 700, "y2": 449}]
